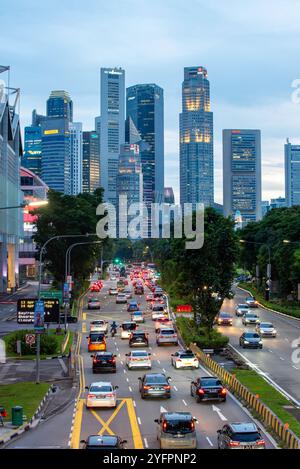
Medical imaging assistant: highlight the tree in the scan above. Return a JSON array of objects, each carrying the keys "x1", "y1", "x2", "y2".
[{"x1": 33, "y1": 189, "x2": 108, "y2": 285}]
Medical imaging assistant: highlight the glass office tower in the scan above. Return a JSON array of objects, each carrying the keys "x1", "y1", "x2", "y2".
[
  {"x1": 82, "y1": 131, "x2": 100, "y2": 194},
  {"x1": 22, "y1": 125, "x2": 42, "y2": 177},
  {"x1": 47, "y1": 90, "x2": 73, "y2": 121},
  {"x1": 179, "y1": 66, "x2": 214, "y2": 207},
  {"x1": 223, "y1": 129, "x2": 262, "y2": 225},
  {"x1": 285, "y1": 140, "x2": 300, "y2": 207}
]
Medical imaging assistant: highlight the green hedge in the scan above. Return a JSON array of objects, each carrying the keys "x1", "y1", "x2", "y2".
[
  {"x1": 238, "y1": 283, "x2": 300, "y2": 319},
  {"x1": 4, "y1": 329, "x2": 59, "y2": 356},
  {"x1": 176, "y1": 317, "x2": 229, "y2": 350}
]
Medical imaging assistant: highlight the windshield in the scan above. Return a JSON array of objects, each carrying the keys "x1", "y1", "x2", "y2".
[
  {"x1": 122, "y1": 323, "x2": 136, "y2": 331},
  {"x1": 233, "y1": 432, "x2": 261, "y2": 442},
  {"x1": 164, "y1": 420, "x2": 194, "y2": 435},
  {"x1": 92, "y1": 321, "x2": 104, "y2": 325},
  {"x1": 260, "y1": 323, "x2": 273, "y2": 328},
  {"x1": 153, "y1": 306, "x2": 164, "y2": 311},
  {"x1": 220, "y1": 313, "x2": 231, "y2": 318},
  {"x1": 90, "y1": 334, "x2": 105, "y2": 342},
  {"x1": 90, "y1": 385, "x2": 112, "y2": 393},
  {"x1": 245, "y1": 333, "x2": 260, "y2": 339},
  {"x1": 132, "y1": 352, "x2": 148, "y2": 357},
  {"x1": 238, "y1": 304, "x2": 248, "y2": 308},
  {"x1": 145, "y1": 375, "x2": 167, "y2": 384},
  {"x1": 201, "y1": 378, "x2": 222, "y2": 387},
  {"x1": 160, "y1": 329, "x2": 175, "y2": 335}
]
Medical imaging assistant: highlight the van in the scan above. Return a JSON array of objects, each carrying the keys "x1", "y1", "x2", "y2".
[
  {"x1": 87, "y1": 332, "x2": 106, "y2": 352},
  {"x1": 155, "y1": 412, "x2": 197, "y2": 449}
]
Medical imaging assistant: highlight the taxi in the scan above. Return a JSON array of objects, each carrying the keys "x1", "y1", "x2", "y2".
[{"x1": 87, "y1": 332, "x2": 107, "y2": 352}]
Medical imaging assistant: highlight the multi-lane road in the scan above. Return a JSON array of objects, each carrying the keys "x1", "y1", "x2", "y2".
[
  {"x1": 221, "y1": 288, "x2": 300, "y2": 406},
  {"x1": 69, "y1": 276, "x2": 276, "y2": 449}
]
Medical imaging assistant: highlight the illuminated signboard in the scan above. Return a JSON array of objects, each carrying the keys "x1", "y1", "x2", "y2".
[
  {"x1": 176, "y1": 304, "x2": 193, "y2": 313},
  {"x1": 17, "y1": 298, "x2": 60, "y2": 324},
  {"x1": 44, "y1": 129, "x2": 59, "y2": 135}
]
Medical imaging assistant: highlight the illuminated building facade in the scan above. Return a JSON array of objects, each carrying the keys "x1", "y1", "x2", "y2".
[
  {"x1": 223, "y1": 129, "x2": 262, "y2": 225},
  {"x1": 285, "y1": 140, "x2": 300, "y2": 207},
  {"x1": 22, "y1": 125, "x2": 42, "y2": 177},
  {"x1": 179, "y1": 66, "x2": 214, "y2": 206},
  {"x1": 82, "y1": 131, "x2": 100, "y2": 193}
]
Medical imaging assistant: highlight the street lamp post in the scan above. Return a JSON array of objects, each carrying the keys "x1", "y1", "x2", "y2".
[{"x1": 239, "y1": 239, "x2": 272, "y2": 300}]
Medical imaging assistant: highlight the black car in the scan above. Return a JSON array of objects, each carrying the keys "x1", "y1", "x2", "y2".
[
  {"x1": 129, "y1": 331, "x2": 149, "y2": 347},
  {"x1": 81, "y1": 435, "x2": 127, "y2": 449},
  {"x1": 91, "y1": 352, "x2": 117, "y2": 373},
  {"x1": 217, "y1": 423, "x2": 265, "y2": 449},
  {"x1": 139, "y1": 373, "x2": 171, "y2": 399},
  {"x1": 190, "y1": 376, "x2": 227, "y2": 402},
  {"x1": 239, "y1": 332, "x2": 263, "y2": 349}
]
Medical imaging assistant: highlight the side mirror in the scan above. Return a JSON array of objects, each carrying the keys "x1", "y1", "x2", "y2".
[
  {"x1": 217, "y1": 429, "x2": 221, "y2": 434},
  {"x1": 121, "y1": 439, "x2": 127, "y2": 445},
  {"x1": 168, "y1": 377, "x2": 172, "y2": 381},
  {"x1": 138, "y1": 377, "x2": 142, "y2": 380},
  {"x1": 80, "y1": 439, "x2": 86, "y2": 444},
  {"x1": 85, "y1": 386, "x2": 89, "y2": 390},
  {"x1": 125, "y1": 353, "x2": 129, "y2": 356},
  {"x1": 114, "y1": 385, "x2": 119, "y2": 390},
  {"x1": 154, "y1": 419, "x2": 159, "y2": 423},
  {"x1": 193, "y1": 417, "x2": 198, "y2": 422},
  {"x1": 90, "y1": 355, "x2": 94, "y2": 358}
]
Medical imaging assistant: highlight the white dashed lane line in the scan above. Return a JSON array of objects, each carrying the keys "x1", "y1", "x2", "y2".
[
  {"x1": 206, "y1": 437, "x2": 214, "y2": 447},
  {"x1": 182, "y1": 399, "x2": 187, "y2": 406},
  {"x1": 173, "y1": 385, "x2": 178, "y2": 391},
  {"x1": 137, "y1": 417, "x2": 142, "y2": 425},
  {"x1": 144, "y1": 438, "x2": 149, "y2": 448}
]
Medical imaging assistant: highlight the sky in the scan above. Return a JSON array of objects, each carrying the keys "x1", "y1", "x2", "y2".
[{"x1": 1, "y1": 0, "x2": 300, "y2": 203}]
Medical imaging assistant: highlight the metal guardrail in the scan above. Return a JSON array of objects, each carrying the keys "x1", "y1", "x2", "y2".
[{"x1": 189, "y1": 343, "x2": 300, "y2": 449}]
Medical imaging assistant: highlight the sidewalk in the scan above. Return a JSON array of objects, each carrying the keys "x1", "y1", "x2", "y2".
[{"x1": 0, "y1": 357, "x2": 69, "y2": 385}]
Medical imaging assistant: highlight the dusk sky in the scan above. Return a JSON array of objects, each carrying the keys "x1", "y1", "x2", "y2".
[{"x1": 1, "y1": 0, "x2": 300, "y2": 203}]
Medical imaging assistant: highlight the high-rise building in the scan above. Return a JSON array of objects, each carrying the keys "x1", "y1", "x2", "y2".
[
  {"x1": 41, "y1": 118, "x2": 70, "y2": 193},
  {"x1": 0, "y1": 66, "x2": 22, "y2": 293},
  {"x1": 100, "y1": 67, "x2": 125, "y2": 205},
  {"x1": 47, "y1": 90, "x2": 73, "y2": 121},
  {"x1": 285, "y1": 140, "x2": 300, "y2": 207},
  {"x1": 82, "y1": 131, "x2": 100, "y2": 193},
  {"x1": 164, "y1": 187, "x2": 175, "y2": 205},
  {"x1": 179, "y1": 66, "x2": 214, "y2": 207},
  {"x1": 22, "y1": 125, "x2": 42, "y2": 177},
  {"x1": 126, "y1": 84, "x2": 164, "y2": 207},
  {"x1": 223, "y1": 129, "x2": 262, "y2": 225},
  {"x1": 69, "y1": 122, "x2": 83, "y2": 195}
]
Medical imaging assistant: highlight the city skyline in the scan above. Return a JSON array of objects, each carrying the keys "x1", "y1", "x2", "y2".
[{"x1": 2, "y1": 1, "x2": 300, "y2": 203}]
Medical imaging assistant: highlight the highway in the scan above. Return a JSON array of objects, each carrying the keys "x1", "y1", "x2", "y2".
[
  {"x1": 220, "y1": 287, "x2": 300, "y2": 406},
  {"x1": 70, "y1": 276, "x2": 276, "y2": 449}
]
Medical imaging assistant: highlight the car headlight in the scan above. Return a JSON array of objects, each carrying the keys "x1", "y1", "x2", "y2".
[
  {"x1": 273, "y1": 330, "x2": 277, "y2": 334},
  {"x1": 244, "y1": 340, "x2": 249, "y2": 344},
  {"x1": 259, "y1": 340, "x2": 263, "y2": 344}
]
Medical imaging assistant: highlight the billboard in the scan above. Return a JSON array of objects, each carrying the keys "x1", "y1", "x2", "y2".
[{"x1": 17, "y1": 298, "x2": 60, "y2": 324}]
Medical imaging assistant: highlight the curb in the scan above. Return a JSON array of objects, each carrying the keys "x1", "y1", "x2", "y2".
[
  {"x1": 0, "y1": 384, "x2": 54, "y2": 446},
  {"x1": 237, "y1": 286, "x2": 300, "y2": 322}
]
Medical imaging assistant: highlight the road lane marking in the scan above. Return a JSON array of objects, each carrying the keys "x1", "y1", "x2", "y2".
[
  {"x1": 157, "y1": 360, "x2": 161, "y2": 364},
  {"x1": 126, "y1": 378, "x2": 129, "y2": 382},
  {"x1": 70, "y1": 398, "x2": 84, "y2": 449},
  {"x1": 212, "y1": 405, "x2": 227, "y2": 421},
  {"x1": 82, "y1": 323, "x2": 86, "y2": 333},
  {"x1": 121, "y1": 361, "x2": 124, "y2": 365},
  {"x1": 126, "y1": 398, "x2": 144, "y2": 449},
  {"x1": 182, "y1": 399, "x2": 187, "y2": 406},
  {"x1": 279, "y1": 357, "x2": 285, "y2": 361},
  {"x1": 82, "y1": 313, "x2": 86, "y2": 321},
  {"x1": 129, "y1": 386, "x2": 133, "y2": 392},
  {"x1": 91, "y1": 399, "x2": 126, "y2": 436},
  {"x1": 206, "y1": 436, "x2": 214, "y2": 447},
  {"x1": 123, "y1": 369, "x2": 127, "y2": 374},
  {"x1": 162, "y1": 368, "x2": 166, "y2": 373},
  {"x1": 137, "y1": 417, "x2": 141, "y2": 425},
  {"x1": 144, "y1": 437, "x2": 149, "y2": 448},
  {"x1": 133, "y1": 400, "x2": 136, "y2": 407},
  {"x1": 174, "y1": 385, "x2": 178, "y2": 391}
]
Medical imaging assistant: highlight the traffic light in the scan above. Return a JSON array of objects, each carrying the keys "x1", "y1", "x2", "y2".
[{"x1": 114, "y1": 258, "x2": 120, "y2": 264}]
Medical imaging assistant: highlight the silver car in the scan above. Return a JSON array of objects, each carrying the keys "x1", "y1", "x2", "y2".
[
  {"x1": 235, "y1": 304, "x2": 249, "y2": 317},
  {"x1": 155, "y1": 412, "x2": 197, "y2": 449},
  {"x1": 256, "y1": 322, "x2": 277, "y2": 337},
  {"x1": 242, "y1": 312, "x2": 260, "y2": 325},
  {"x1": 156, "y1": 327, "x2": 178, "y2": 346}
]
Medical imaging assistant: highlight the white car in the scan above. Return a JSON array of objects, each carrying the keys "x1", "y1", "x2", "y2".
[
  {"x1": 131, "y1": 311, "x2": 145, "y2": 323},
  {"x1": 156, "y1": 327, "x2": 178, "y2": 346},
  {"x1": 171, "y1": 350, "x2": 199, "y2": 369},
  {"x1": 235, "y1": 304, "x2": 250, "y2": 317},
  {"x1": 155, "y1": 317, "x2": 173, "y2": 332},
  {"x1": 242, "y1": 313, "x2": 260, "y2": 325},
  {"x1": 109, "y1": 287, "x2": 118, "y2": 295},
  {"x1": 116, "y1": 293, "x2": 127, "y2": 304},
  {"x1": 124, "y1": 289, "x2": 132, "y2": 299},
  {"x1": 120, "y1": 321, "x2": 137, "y2": 339},
  {"x1": 256, "y1": 322, "x2": 277, "y2": 337},
  {"x1": 152, "y1": 305, "x2": 166, "y2": 320},
  {"x1": 90, "y1": 320, "x2": 108, "y2": 333},
  {"x1": 126, "y1": 350, "x2": 152, "y2": 369},
  {"x1": 85, "y1": 382, "x2": 118, "y2": 408}
]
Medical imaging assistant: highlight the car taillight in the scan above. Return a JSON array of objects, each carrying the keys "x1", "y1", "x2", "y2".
[
  {"x1": 191, "y1": 421, "x2": 195, "y2": 431},
  {"x1": 88, "y1": 394, "x2": 96, "y2": 398},
  {"x1": 176, "y1": 359, "x2": 182, "y2": 362},
  {"x1": 198, "y1": 388, "x2": 205, "y2": 394},
  {"x1": 93, "y1": 358, "x2": 97, "y2": 364},
  {"x1": 229, "y1": 441, "x2": 240, "y2": 447},
  {"x1": 257, "y1": 439, "x2": 265, "y2": 446},
  {"x1": 220, "y1": 388, "x2": 227, "y2": 395},
  {"x1": 143, "y1": 385, "x2": 151, "y2": 390},
  {"x1": 164, "y1": 385, "x2": 171, "y2": 390},
  {"x1": 105, "y1": 393, "x2": 114, "y2": 398},
  {"x1": 163, "y1": 422, "x2": 167, "y2": 431}
]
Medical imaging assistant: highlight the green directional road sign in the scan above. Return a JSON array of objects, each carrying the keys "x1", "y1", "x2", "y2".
[{"x1": 40, "y1": 290, "x2": 63, "y2": 305}]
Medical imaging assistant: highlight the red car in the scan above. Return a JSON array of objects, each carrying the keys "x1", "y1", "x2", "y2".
[{"x1": 90, "y1": 284, "x2": 100, "y2": 292}]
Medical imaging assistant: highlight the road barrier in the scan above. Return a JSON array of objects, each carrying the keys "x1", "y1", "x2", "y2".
[{"x1": 189, "y1": 343, "x2": 300, "y2": 449}]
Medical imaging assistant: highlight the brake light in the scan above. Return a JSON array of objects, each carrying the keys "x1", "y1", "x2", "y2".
[
  {"x1": 93, "y1": 358, "x2": 97, "y2": 364},
  {"x1": 143, "y1": 385, "x2": 151, "y2": 390},
  {"x1": 229, "y1": 441, "x2": 240, "y2": 447},
  {"x1": 163, "y1": 422, "x2": 167, "y2": 431},
  {"x1": 191, "y1": 421, "x2": 195, "y2": 431},
  {"x1": 88, "y1": 394, "x2": 96, "y2": 399},
  {"x1": 105, "y1": 393, "x2": 114, "y2": 398},
  {"x1": 257, "y1": 439, "x2": 265, "y2": 446},
  {"x1": 176, "y1": 359, "x2": 182, "y2": 362},
  {"x1": 164, "y1": 385, "x2": 171, "y2": 390},
  {"x1": 220, "y1": 388, "x2": 227, "y2": 395},
  {"x1": 198, "y1": 388, "x2": 205, "y2": 394}
]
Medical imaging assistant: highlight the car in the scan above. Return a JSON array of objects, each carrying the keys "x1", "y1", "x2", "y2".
[
  {"x1": 171, "y1": 350, "x2": 199, "y2": 369},
  {"x1": 239, "y1": 332, "x2": 263, "y2": 349},
  {"x1": 139, "y1": 373, "x2": 171, "y2": 399},
  {"x1": 152, "y1": 305, "x2": 166, "y2": 320},
  {"x1": 129, "y1": 331, "x2": 149, "y2": 347},
  {"x1": 120, "y1": 321, "x2": 137, "y2": 339},
  {"x1": 190, "y1": 376, "x2": 227, "y2": 402},
  {"x1": 155, "y1": 317, "x2": 172, "y2": 332},
  {"x1": 242, "y1": 312, "x2": 260, "y2": 325},
  {"x1": 216, "y1": 312, "x2": 233, "y2": 326},
  {"x1": 124, "y1": 288, "x2": 132, "y2": 299},
  {"x1": 217, "y1": 423, "x2": 266, "y2": 449},
  {"x1": 126, "y1": 350, "x2": 152, "y2": 369},
  {"x1": 256, "y1": 322, "x2": 277, "y2": 337},
  {"x1": 127, "y1": 301, "x2": 139, "y2": 312},
  {"x1": 90, "y1": 320, "x2": 108, "y2": 333},
  {"x1": 85, "y1": 382, "x2": 118, "y2": 408},
  {"x1": 156, "y1": 327, "x2": 178, "y2": 346},
  {"x1": 81, "y1": 435, "x2": 127, "y2": 450},
  {"x1": 235, "y1": 304, "x2": 250, "y2": 317},
  {"x1": 90, "y1": 284, "x2": 100, "y2": 293},
  {"x1": 154, "y1": 287, "x2": 164, "y2": 297},
  {"x1": 110, "y1": 276, "x2": 117, "y2": 281},
  {"x1": 109, "y1": 287, "x2": 118, "y2": 296},
  {"x1": 245, "y1": 296, "x2": 259, "y2": 308},
  {"x1": 87, "y1": 298, "x2": 101, "y2": 310},
  {"x1": 155, "y1": 412, "x2": 197, "y2": 449},
  {"x1": 87, "y1": 332, "x2": 106, "y2": 352},
  {"x1": 146, "y1": 293, "x2": 155, "y2": 302},
  {"x1": 131, "y1": 311, "x2": 145, "y2": 323},
  {"x1": 92, "y1": 352, "x2": 116, "y2": 373},
  {"x1": 116, "y1": 293, "x2": 127, "y2": 304},
  {"x1": 134, "y1": 284, "x2": 144, "y2": 295}
]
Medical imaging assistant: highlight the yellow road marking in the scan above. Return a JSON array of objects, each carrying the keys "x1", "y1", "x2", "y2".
[
  {"x1": 70, "y1": 398, "x2": 84, "y2": 449},
  {"x1": 82, "y1": 312, "x2": 86, "y2": 321},
  {"x1": 82, "y1": 322, "x2": 86, "y2": 333},
  {"x1": 89, "y1": 399, "x2": 126, "y2": 435},
  {"x1": 126, "y1": 398, "x2": 144, "y2": 449}
]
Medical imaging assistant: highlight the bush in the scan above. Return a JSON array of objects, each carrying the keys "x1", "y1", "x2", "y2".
[
  {"x1": 5, "y1": 330, "x2": 58, "y2": 356},
  {"x1": 176, "y1": 317, "x2": 229, "y2": 350}
]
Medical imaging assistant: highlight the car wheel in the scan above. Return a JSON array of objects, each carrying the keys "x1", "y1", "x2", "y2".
[
  {"x1": 141, "y1": 393, "x2": 145, "y2": 400},
  {"x1": 190, "y1": 387, "x2": 194, "y2": 397},
  {"x1": 221, "y1": 398, "x2": 226, "y2": 403},
  {"x1": 196, "y1": 396, "x2": 202, "y2": 403}
]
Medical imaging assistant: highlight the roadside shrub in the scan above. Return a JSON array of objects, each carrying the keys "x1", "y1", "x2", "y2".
[
  {"x1": 176, "y1": 317, "x2": 229, "y2": 350},
  {"x1": 5, "y1": 330, "x2": 58, "y2": 356}
]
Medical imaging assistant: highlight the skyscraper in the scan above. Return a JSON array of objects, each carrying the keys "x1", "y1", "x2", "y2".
[
  {"x1": 223, "y1": 129, "x2": 262, "y2": 225},
  {"x1": 69, "y1": 122, "x2": 83, "y2": 195},
  {"x1": 82, "y1": 131, "x2": 100, "y2": 194},
  {"x1": 179, "y1": 66, "x2": 214, "y2": 207},
  {"x1": 22, "y1": 125, "x2": 42, "y2": 177},
  {"x1": 126, "y1": 84, "x2": 164, "y2": 208},
  {"x1": 47, "y1": 90, "x2": 73, "y2": 121},
  {"x1": 285, "y1": 140, "x2": 300, "y2": 207},
  {"x1": 164, "y1": 187, "x2": 175, "y2": 205},
  {"x1": 100, "y1": 67, "x2": 125, "y2": 205}
]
